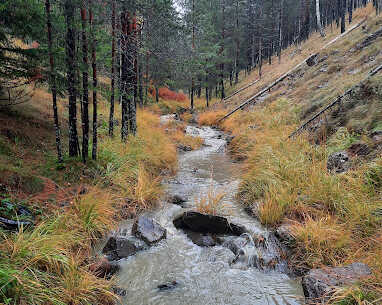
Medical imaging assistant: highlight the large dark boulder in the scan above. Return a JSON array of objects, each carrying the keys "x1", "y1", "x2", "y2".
[
  {"x1": 327, "y1": 151, "x2": 351, "y2": 173},
  {"x1": 173, "y1": 212, "x2": 246, "y2": 236},
  {"x1": 302, "y1": 263, "x2": 372, "y2": 303},
  {"x1": 102, "y1": 235, "x2": 148, "y2": 261},
  {"x1": 132, "y1": 216, "x2": 167, "y2": 245}
]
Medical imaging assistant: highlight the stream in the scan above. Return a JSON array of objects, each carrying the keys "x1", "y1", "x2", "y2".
[{"x1": 115, "y1": 123, "x2": 304, "y2": 305}]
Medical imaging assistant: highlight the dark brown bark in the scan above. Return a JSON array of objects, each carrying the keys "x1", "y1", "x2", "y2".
[
  {"x1": 121, "y1": 10, "x2": 129, "y2": 141},
  {"x1": 89, "y1": 0, "x2": 97, "y2": 160},
  {"x1": 81, "y1": 2, "x2": 89, "y2": 163},
  {"x1": 220, "y1": 0, "x2": 225, "y2": 100},
  {"x1": 109, "y1": 0, "x2": 116, "y2": 137},
  {"x1": 191, "y1": 0, "x2": 195, "y2": 110},
  {"x1": 65, "y1": 0, "x2": 79, "y2": 157},
  {"x1": 45, "y1": 0, "x2": 63, "y2": 163}
]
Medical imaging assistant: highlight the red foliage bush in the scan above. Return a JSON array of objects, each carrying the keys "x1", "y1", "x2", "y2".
[{"x1": 149, "y1": 87, "x2": 187, "y2": 102}]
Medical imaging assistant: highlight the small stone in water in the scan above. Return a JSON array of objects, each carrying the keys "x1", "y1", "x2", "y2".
[{"x1": 157, "y1": 281, "x2": 179, "y2": 291}]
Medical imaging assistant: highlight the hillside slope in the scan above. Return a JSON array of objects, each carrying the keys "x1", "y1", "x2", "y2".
[{"x1": 199, "y1": 4, "x2": 382, "y2": 305}]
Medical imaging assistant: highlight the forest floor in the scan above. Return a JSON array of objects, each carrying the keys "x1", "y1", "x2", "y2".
[{"x1": 195, "y1": 3, "x2": 382, "y2": 304}]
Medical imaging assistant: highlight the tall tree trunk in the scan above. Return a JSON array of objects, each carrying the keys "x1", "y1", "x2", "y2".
[
  {"x1": 220, "y1": 0, "x2": 225, "y2": 100},
  {"x1": 45, "y1": 0, "x2": 63, "y2": 163},
  {"x1": 89, "y1": 0, "x2": 97, "y2": 160},
  {"x1": 155, "y1": 86, "x2": 159, "y2": 103},
  {"x1": 109, "y1": 0, "x2": 116, "y2": 137},
  {"x1": 349, "y1": 0, "x2": 353, "y2": 23},
  {"x1": 81, "y1": 1, "x2": 89, "y2": 163},
  {"x1": 121, "y1": 9, "x2": 130, "y2": 142},
  {"x1": 234, "y1": 0, "x2": 240, "y2": 84},
  {"x1": 191, "y1": 0, "x2": 195, "y2": 110},
  {"x1": 129, "y1": 14, "x2": 137, "y2": 136},
  {"x1": 341, "y1": 0, "x2": 346, "y2": 33},
  {"x1": 65, "y1": 0, "x2": 79, "y2": 157},
  {"x1": 278, "y1": 0, "x2": 284, "y2": 64},
  {"x1": 205, "y1": 85, "x2": 209, "y2": 108},
  {"x1": 316, "y1": 0, "x2": 326, "y2": 37}
]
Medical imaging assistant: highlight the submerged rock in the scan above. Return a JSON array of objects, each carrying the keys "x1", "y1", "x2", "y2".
[
  {"x1": 327, "y1": 151, "x2": 351, "y2": 173},
  {"x1": 169, "y1": 194, "x2": 187, "y2": 206},
  {"x1": 132, "y1": 216, "x2": 167, "y2": 245},
  {"x1": 228, "y1": 233, "x2": 291, "y2": 275},
  {"x1": 221, "y1": 236, "x2": 248, "y2": 255},
  {"x1": 177, "y1": 144, "x2": 192, "y2": 152},
  {"x1": 302, "y1": 262, "x2": 372, "y2": 303},
  {"x1": 185, "y1": 231, "x2": 217, "y2": 247},
  {"x1": 113, "y1": 287, "x2": 127, "y2": 297},
  {"x1": 102, "y1": 235, "x2": 148, "y2": 261},
  {"x1": 157, "y1": 281, "x2": 179, "y2": 291},
  {"x1": 173, "y1": 211, "x2": 246, "y2": 236}
]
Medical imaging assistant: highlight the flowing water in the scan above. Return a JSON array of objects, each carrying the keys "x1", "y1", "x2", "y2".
[{"x1": 116, "y1": 124, "x2": 304, "y2": 305}]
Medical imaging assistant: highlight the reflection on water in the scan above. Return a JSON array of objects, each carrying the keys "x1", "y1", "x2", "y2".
[{"x1": 117, "y1": 125, "x2": 304, "y2": 305}]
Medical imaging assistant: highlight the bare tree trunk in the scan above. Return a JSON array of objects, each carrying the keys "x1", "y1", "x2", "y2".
[
  {"x1": 65, "y1": 0, "x2": 79, "y2": 157},
  {"x1": 234, "y1": 0, "x2": 240, "y2": 84},
  {"x1": 341, "y1": 0, "x2": 346, "y2": 33},
  {"x1": 191, "y1": 0, "x2": 195, "y2": 110},
  {"x1": 109, "y1": 0, "x2": 116, "y2": 137},
  {"x1": 81, "y1": 1, "x2": 89, "y2": 163},
  {"x1": 89, "y1": 0, "x2": 97, "y2": 160},
  {"x1": 278, "y1": 0, "x2": 284, "y2": 64},
  {"x1": 129, "y1": 14, "x2": 137, "y2": 136},
  {"x1": 45, "y1": 0, "x2": 63, "y2": 163},
  {"x1": 220, "y1": 0, "x2": 225, "y2": 100},
  {"x1": 121, "y1": 9, "x2": 129, "y2": 142},
  {"x1": 316, "y1": 0, "x2": 326, "y2": 37}
]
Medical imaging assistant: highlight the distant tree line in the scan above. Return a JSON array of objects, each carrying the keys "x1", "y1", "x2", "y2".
[{"x1": 0, "y1": 0, "x2": 380, "y2": 163}]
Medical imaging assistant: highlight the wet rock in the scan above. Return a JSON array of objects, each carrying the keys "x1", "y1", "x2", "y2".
[
  {"x1": 306, "y1": 54, "x2": 319, "y2": 67},
  {"x1": 170, "y1": 195, "x2": 187, "y2": 206},
  {"x1": 185, "y1": 231, "x2": 217, "y2": 247},
  {"x1": 347, "y1": 141, "x2": 370, "y2": 157},
  {"x1": 113, "y1": 287, "x2": 127, "y2": 297},
  {"x1": 224, "y1": 135, "x2": 235, "y2": 144},
  {"x1": 173, "y1": 212, "x2": 246, "y2": 236},
  {"x1": 102, "y1": 236, "x2": 148, "y2": 260},
  {"x1": 89, "y1": 256, "x2": 120, "y2": 279},
  {"x1": 327, "y1": 151, "x2": 351, "y2": 174},
  {"x1": 275, "y1": 224, "x2": 295, "y2": 245},
  {"x1": 228, "y1": 233, "x2": 291, "y2": 275},
  {"x1": 132, "y1": 216, "x2": 167, "y2": 245},
  {"x1": 177, "y1": 144, "x2": 192, "y2": 152},
  {"x1": 302, "y1": 263, "x2": 372, "y2": 303},
  {"x1": 222, "y1": 236, "x2": 248, "y2": 255},
  {"x1": 157, "y1": 281, "x2": 179, "y2": 291}
]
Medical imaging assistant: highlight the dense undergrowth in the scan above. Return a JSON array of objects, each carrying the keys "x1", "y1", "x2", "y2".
[{"x1": 0, "y1": 87, "x2": 197, "y2": 304}]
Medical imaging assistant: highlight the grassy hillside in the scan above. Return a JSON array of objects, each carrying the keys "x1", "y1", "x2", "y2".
[
  {"x1": 198, "y1": 4, "x2": 382, "y2": 304},
  {"x1": 0, "y1": 75, "x2": 208, "y2": 303}
]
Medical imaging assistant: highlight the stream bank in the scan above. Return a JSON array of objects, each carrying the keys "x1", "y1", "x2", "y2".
[{"x1": 104, "y1": 122, "x2": 304, "y2": 305}]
